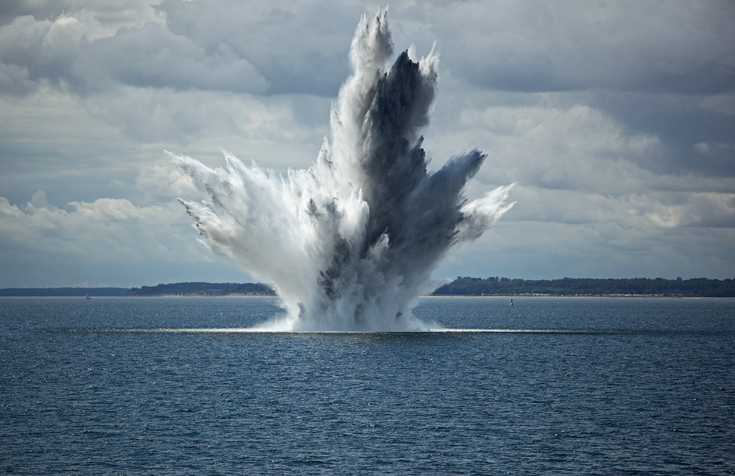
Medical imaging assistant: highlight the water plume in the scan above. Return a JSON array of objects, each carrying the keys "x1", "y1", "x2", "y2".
[{"x1": 167, "y1": 9, "x2": 515, "y2": 331}]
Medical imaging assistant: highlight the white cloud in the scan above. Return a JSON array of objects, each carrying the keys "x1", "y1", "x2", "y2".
[
  {"x1": 700, "y1": 93, "x2": 735, "y2": 116},
  {"x1": 135, "y1": 160, "x2": 198, "y2": 203},
  {"x1": 0, "y1": 4, "x2": 166, "y2": 94},
  {"x1": 427, "y1": 96, "x2": 663, "y2": 195},
  {"x1": 0, "y1": 194, "x2": 187, "y2": 258},
  {"x1": 0, "y1": 192, "x2": 252, "y2": 287},
  {"x1": 81, "y1": 86, "x2": 320, "y2": 146},
  {"x1": 436, "y1": 217, "x2": 735, "y2": 281},
  {"x1": 507, "y1": 187, "x2": 735, "y2": 229},
  {"x1": 641, "y1": 192, "x2": 735, "y2": 228}
]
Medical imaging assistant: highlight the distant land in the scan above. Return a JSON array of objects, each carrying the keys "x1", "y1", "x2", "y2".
[
  {"x1": 432, "y1": 277, "x2": 735, "y2": 297},
  {"x1": 0, "y1": 282, "x2": 275, "y2": 297},
  {"x1": 125, "y1": 282, "x2": 275, "y2": 296},
  {"x1": 1, "y1": 277, "x2": 733, "y2": 297}
]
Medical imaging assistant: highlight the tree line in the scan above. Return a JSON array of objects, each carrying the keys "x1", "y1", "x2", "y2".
[
  {"x1": 125, "y1": 282, "x2": 275, "y2": 296},
  {"x1": 431, "y1": 277, "x2": 735, "y2": 297}
]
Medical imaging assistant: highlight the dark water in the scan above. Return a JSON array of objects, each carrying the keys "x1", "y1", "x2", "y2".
[{"x1": 1, "y1": 296, "x2": 733, "y2": 475}]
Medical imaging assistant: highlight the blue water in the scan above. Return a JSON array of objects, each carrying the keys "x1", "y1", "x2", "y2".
[{"x1": 1, "y1": 296, "x2": 733, "y2": 474}]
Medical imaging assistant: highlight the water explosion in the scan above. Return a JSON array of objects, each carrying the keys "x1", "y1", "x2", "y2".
[{"x1": 166, "y1": 9, "x2": 515, "y2": 331}]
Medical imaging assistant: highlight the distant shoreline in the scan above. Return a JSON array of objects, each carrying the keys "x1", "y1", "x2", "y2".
[
  {"x1": 423, "y1": 294, "x2": 734, "y2": 299},
  {"x1": 2, "y1": 276, "x2": 733, "y2": 298},
  {"x1": 2, "y1": 294, "x2": 732, "y2": 300}
]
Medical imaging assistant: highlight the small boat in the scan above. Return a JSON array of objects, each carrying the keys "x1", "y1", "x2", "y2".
[
  {"x1": 85, "y1": 293, "x2": 91, "y2": 300},
  {"x1": 510, "y1": 299, "x2": 513, "y2": 306}
]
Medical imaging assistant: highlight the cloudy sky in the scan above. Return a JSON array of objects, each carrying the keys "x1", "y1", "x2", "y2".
[{"x1": 1, "y1": 0, "x2": 733, "y2": 288}]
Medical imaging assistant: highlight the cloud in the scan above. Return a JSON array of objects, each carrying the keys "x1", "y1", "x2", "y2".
[
  {"x1": 426, "y1": 96, "x2": 664, "y2": 194},
  {"x1": 437, "y1": 215, "x2": 735, "y2": 281},
  {"x1": 506, "y1": 187, "x2": 735, "y2": 229},
  {"x1": 427, "y1": 0, "x2": 735, "y2": 95},
  {"x1": 135, "y1": 160, "x2": 198, "y2": 204},
  {"x1": 642, "y1": 192, "x2": 735, "y2": 228},
  {"x1": 0, "y1": 192, "x2": 253, "y2": 287},
  {"x1": 0, "y1": 1, "x2": 360, "y2": 96},
  {"x1": 0, "y1": 0, "x2": 165, "y2": 28},
  {"x1": 0, "y1": 61, "x2": 34, "y2": 95},
  {"x1": 0, "y1": 1, "x2": 733, "y2": 286},
  {"x1": 0, "y1": 13, "x2": 267, "y2": 95},
  {"x1": 160, "y1": 0, "x2": 361, "y2": 96},
  {"x1": 0, "y1": 194, "x2": 182, "y2": 257},
  {"x1": 0, "y1": 3, "x2": 169, "y2": 94},
  {"x1": 80, "y1": 86, "x2": 324, "y2": 147},
  {"x1": 585, "y1": 91, "x2": 735, "y2": 178},
  {"x1": 78, "y1": 22, "x2": 268, "y2": 94},
  {"x1": 2, "y1": 1, "x2": 734, "y2": 98}
]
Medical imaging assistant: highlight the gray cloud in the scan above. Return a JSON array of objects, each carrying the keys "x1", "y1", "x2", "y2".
[
  {"x1": 78, "y1": 22, "x2": 268, "y2": 94},
  {"x1": 0, "y1": 14, "x2": 268, "y2": 95},
  {"x1": 0, "y1": 0, "x2": 162, "y2": 27},
  {"x1": 0, "y1": 0, "x2": 733, "y2": 286},
  {"x1": 0, "y1": 0, "x2": 62, "y2": 26},
  {"x1": 585, "y1": 91, "x2": 735, "y2": 178},
  {"x1": 0, "y1": 15, "x2": 76, "y2": 93},
  {"x1": 430, "y1": 1, "x2": 735, "y2": 95},
  {"x1": 5, "y1": 1, "x2": 731, "y2": 98},
  {"x1": 0, "y1": 0, "x2": 361, "y2": 96},
  {"x1": 160, "y1": 0, "x2": 364, "y2": 96}
]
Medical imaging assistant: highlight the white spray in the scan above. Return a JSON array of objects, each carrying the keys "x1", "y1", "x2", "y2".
[{"x1": 166, "y1": 9, "x2": 515, "y2": 331}]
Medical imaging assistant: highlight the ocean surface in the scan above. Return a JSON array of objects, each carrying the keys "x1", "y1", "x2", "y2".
[{"x1": 1, "y1": 296, "x2": 733, "y2": 475}]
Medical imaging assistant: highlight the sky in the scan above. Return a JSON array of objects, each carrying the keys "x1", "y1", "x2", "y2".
[{"x1": 0, "y1": 0, "x2": 733, "y2": 288}]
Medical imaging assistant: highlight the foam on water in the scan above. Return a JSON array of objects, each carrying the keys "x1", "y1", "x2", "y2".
[{"x1": 166, "y1": 9, "x2": 514, "y2": 331}]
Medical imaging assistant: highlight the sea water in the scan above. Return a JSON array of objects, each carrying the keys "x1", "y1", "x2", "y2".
[{"x1": 1, "y1": 296, "x2": 733, "y2": 474}]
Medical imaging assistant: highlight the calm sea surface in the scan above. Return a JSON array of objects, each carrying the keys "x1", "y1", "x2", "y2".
[{"x1": 1, "y1": 296, "x2": 733, "y2": 475}]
